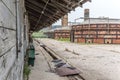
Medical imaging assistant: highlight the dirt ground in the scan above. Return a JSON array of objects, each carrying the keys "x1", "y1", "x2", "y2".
[{"x1": 38, "y1": 38, "x2": 120, "y2": 80}]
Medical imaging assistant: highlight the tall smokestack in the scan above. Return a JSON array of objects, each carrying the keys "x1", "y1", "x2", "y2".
[
  {"x1": 84, "y1": 9, "x2": 89, "y2": 21},
  {"x1": 61, "y1": 14, "x2": 68, "y2": 27}
]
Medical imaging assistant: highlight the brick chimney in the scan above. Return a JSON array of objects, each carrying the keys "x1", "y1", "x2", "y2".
[
  {"x1": 84, "y1": 9, "x2": 89, "y2": 21},
  {"x1": 61, "y1": 14, "x2": 68, "y2": 27}
]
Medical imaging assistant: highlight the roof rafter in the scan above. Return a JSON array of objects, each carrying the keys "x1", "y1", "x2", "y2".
[{"x1": 25, "y1": 0, "x2": 90, "y2": 31}]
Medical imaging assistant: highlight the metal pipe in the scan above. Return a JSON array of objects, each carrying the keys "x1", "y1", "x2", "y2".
[
  {"x1": 15, "y1": 0, "x2": 18, "y2": 58},
  {"x1": 88, "y1": 18, "x2": 90, "y2": 37},
  {"x1": 79, "y1": 17, "x2": 120, "y2": 20},
  {"x1": 107, "y1": 17, "x2": 110, "y2": 34}
]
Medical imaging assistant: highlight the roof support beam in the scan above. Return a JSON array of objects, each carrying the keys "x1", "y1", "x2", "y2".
[
  {"x1": 25, "y1": 0, "x2": 90, "y2": 31},
  {"x1": 26, "y1": 0, "x2": 56, "y2": 15}
]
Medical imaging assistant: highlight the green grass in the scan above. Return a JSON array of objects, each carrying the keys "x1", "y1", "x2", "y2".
[
  {"x1": 57, "y1": 38, "x2": 70, "y2": 42},
  {"x1": 32, "y1": 31, "x2": 47, "y2": 38},
  {"x1": 23, "y1": 64, "x2": 31, "y2": 80}
]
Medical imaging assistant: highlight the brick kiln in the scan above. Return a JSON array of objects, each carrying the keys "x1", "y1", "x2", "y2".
[{"x1": 71, "y1": 18, "x2": 120, "y2": 44}]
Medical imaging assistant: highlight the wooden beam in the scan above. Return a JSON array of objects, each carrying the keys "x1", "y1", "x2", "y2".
[
  {"x1": 25, "y1": 1, "x2": 53, "y2": 15},
  {"x1": 51, "y1": 0, "x2": 72, "y2": 11},
  {"x1": 26, "y1": 0, "x2": 56, "y2": 15},
  {"x1": 25, "y1": 5, "x2": 53, "y2": 19},
  {"x1": 25, "y1": 0, "x2": 89, "y2": 31},
  {"x1": 41, "y1": 0, "x2": 69, "y2": 13}
]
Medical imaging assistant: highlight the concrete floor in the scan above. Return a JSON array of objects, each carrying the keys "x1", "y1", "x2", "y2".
[
  {"x1": 29, "y1": 41, "x2": 68, "y2": 80},
  {"x1": 39, "y1": 38, "x2": 120, "y2": 80}
]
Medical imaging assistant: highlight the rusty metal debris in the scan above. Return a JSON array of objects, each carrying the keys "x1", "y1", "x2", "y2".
[
  {"x1": 55, "y1": 62, "x2": 66, "y2": 68},
  {"x1": 55, "y1": 67, "x2": 80, "y2": 76},
  {"x1": 40, "y1": 43, "x2": 46, "y2": 47},
  {"x1": 52, "y1": 59, "x2": 62, "y2": 63},
  {"x1": 51, "y1": 59, "x2": 80, "y2": 76}
]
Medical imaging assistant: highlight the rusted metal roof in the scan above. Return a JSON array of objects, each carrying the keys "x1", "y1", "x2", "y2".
[{"x1": 25, "y1": 0, "x2": 91, "y2": 31}]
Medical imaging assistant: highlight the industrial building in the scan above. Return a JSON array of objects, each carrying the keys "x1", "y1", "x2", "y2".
[
  {"x1": 45, "y1": 9, "x2": 120, "y2": 44},
  {"x1": 71, "y1": 18, "x2": 120, "y2": 44},
  {"x1": 44, "y1": 26, "x2": 71, "y2": 39},
  {"x1": 44, "y1": 14, "x2": 71, "y2": 39},
  {"x1": 71, "y1": 9, "x2": 120, "y2": 44},
  {"x1": 54, "y1": 28, "x2": 70, "y2": 39}
]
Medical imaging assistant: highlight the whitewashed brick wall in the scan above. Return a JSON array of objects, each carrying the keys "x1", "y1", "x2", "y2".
[{"x1": 0, "y1": 0, "x2": 29, "y2": 80}]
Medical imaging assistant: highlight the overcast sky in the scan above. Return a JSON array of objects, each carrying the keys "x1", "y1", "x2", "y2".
[{"x1": 53, "y1": 0, "x2": 120, "y2": 25}]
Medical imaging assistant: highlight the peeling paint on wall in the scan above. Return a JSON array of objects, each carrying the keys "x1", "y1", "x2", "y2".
[{"x1": 0, "y1": 0, "x2": 29, "y2": 80}]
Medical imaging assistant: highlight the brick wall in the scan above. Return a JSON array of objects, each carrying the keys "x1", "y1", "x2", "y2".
[
  {"x1": 71, "y1": 24, "x2": 120, "y2": 44},
  {"x1": 93, "y1": 39, "x2": 104, "y2": 44},
  {"x1": 61, "y1": 14, "x2": 68, "y2": 27},
  {"x1": 113, "y1": 39, "x2": 120, "y2": 44},
  {"x1": 54, "y1": 30, "x2": 70, "y2": 39}
]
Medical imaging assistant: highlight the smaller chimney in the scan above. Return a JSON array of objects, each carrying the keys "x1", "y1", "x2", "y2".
[
  {"x1": 61, "y1": 14, "x2": 68, "y2": 27},
  {"x1": 84, "y1": 9, "x2": 89, "y2": 21}
]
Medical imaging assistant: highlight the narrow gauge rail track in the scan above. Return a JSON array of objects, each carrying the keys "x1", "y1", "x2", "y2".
[{"x1": 35, "y1": 39, "x2": 85, "y2": 80}]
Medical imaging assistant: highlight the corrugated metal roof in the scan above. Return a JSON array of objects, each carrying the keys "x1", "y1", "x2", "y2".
[{"x1": 82, "y1": 18, "x2": 120, "y2": 24}]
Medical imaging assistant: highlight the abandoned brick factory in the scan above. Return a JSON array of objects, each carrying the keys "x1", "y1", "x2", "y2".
[
  {"x1": 0, "y1": 0, "x2": 91, "y2": 79},
  {"x1": 45, "y1": 9, "x2": 120, "y2": 44},
  {"x1": 1, "y1": 0, "x2": 120, "y2": 80}
]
